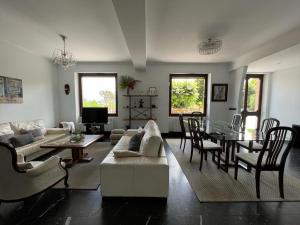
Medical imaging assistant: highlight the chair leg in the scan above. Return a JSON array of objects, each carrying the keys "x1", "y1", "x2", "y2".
[
  {"x1": 217, "y1": 150, "x2": 221, "y2": 169},
  {"x1": 205, "y1": 151, "x2": 208, "y2": 160},
  {"x1": 189, "y1": 143, "x2": 193, "y2": 162},
  {"x1": 183, "y1": 138, "x2": 186, "y2": 152},
  {"x1": 255, "y1": 169, "x2": 261, "y2": 199},
  {"x1": 199, "y1": 151, "x2": 204, "y2": 171},
  {"x1": 236, "y1": 144, "x2": 240, "y2": 153},
  {"x1": 279, "y1": 169, "x2": 285, "y2": 198},
  {"x1": 64, "y1": 175, "x2": 69, "y2": 188},
  {"x1": 180, "y1": 137, "x2": 183, "y2": 148},
  {"x1": 234, "y1": 158, "x2": 239, "y2": 179}
]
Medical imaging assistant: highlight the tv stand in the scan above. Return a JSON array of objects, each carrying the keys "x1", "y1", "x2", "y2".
[{"x1": 84, "y1": 123, "x2": 106, "y2": 135}]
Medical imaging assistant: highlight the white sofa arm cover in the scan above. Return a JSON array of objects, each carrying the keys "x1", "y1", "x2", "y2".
[
  {"x1": 46, "y1": 128, "x2": 69, "y2": 135},
  {"x1": 26, "y1": 156, "x2": 63, "y2": 177}
]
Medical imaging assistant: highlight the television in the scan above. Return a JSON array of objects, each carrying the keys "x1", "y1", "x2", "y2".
[{"x1": 82, "y1": 107, "x2": 108, "y2": 124}]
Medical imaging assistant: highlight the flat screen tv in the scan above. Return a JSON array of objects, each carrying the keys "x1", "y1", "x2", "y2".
[{"x1": 82, "y1": 107, "x2": 108, "y2": 124}]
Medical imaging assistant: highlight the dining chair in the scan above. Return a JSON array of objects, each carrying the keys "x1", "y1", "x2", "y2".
[
  {"x1": 191, "y1": 111, "x2": 204, "y2": 123},
  {"x1": 188, "y1": 118, "x2": 222, "y2": 171},
  {"x1": 178, "y1": 114, "x2": 191, "y2": 152},
  {"x1": 230, "y1": 114, "x2": 242, "y2": 131},
  {"x1": 234, "y1": 126, "x2": 296, "y2": 198},
  {"x1": 236, "y1": 118, "x2": 280, "y2": 152}
]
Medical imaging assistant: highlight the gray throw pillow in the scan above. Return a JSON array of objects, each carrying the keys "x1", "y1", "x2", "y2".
[
  {"x1": 128, "y1": 132, "x2": 145, "y2": 152},
  {"x1": 0, "y1": 133, "x2": 14, "y2": 145},
  {"x1": 10, "y1": 133, "x2": 34, "y2": 148},
  {"x1": 20, "y1": 128, "x2": 43, "y2": 137}
]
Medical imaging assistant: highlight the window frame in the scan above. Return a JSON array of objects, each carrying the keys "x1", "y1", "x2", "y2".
[
  {"x1": 169, "y1": 73, "x2": 208, "y2": 117},
  {"x1": 78, "y1": 73, "x2": 118, "y2": 117}
]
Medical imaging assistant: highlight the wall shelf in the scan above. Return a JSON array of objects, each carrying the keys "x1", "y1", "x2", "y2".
[{"x1": 123, "y1": 95, "x2": 158, "y2": 128}]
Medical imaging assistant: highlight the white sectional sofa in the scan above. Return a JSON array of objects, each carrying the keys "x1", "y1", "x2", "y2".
[
  {"x1": 0, "y1": 119, "x2": 68, "y2": 161},
  {"x1": 100, "y1": 120, "x2": 169, "y2": 198}
]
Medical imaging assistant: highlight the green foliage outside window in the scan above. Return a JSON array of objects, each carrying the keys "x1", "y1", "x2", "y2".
[{"x1": 171, "y1": 78, "x2": 206, "y2": 114}]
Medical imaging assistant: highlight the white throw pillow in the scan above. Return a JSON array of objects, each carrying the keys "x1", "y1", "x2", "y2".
[{"x1": 113, "y1": 150, "x2": 141, "y2": 158}]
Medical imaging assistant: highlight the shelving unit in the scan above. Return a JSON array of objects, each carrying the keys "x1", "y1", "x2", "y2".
[{"x1": 123, "y1": 94, "x2": 158, "y2": 128}]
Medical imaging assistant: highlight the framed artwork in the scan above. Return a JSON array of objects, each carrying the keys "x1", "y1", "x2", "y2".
[
  {"x1": 0, "y1": 76, "x2": 23, "y2": 104},
  {"x1": 211, "y1": 83, "x2": 228, "y2": 102},
  {"x1": 148, "y1": 87, "x2": 157, "y2": 95}
]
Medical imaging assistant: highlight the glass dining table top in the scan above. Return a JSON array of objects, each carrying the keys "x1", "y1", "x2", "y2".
[{"x1": 184, "y1": 119, "x2": 264, "y2": 142}]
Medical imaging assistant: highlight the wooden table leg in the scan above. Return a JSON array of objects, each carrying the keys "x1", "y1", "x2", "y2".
[{"x1": 72, "y1": 148, "x2": 93, "y2": 162}]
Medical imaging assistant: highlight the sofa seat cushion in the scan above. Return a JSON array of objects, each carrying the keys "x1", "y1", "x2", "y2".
[{"x1": 16, "y1": 133, "x2": 66, "y2": 157}]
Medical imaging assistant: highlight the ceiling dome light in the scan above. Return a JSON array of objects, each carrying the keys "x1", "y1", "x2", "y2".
[{"x1": 198, "y1": 38, "x2": 222, "y2": 55}]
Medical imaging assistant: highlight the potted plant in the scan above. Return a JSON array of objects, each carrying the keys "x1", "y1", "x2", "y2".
[{"x1": 119, "y1": 75, "x2": 140, "y2": 95}]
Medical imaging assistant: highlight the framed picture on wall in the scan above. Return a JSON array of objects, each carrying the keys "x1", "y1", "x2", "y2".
[
  {"x1": 211, "y1": 83, "x2": 228, "y2": 102},
  {"x1": 0, "y1": 76, "x2": 23, "y2": 104}
]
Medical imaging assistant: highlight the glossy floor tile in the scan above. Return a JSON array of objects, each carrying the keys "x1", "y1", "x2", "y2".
[{"x1": 0, "y1": 140, "x2": 300, "y2": 225}]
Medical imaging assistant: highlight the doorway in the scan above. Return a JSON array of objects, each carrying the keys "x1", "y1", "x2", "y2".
[{"x1": 241, "y1": 74, "x2": 264, "y2": 131}]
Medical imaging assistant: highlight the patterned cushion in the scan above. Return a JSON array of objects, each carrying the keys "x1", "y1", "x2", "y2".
[
  {"x1": 236, "y1": 152, "x2": 280, "y2": 166},
  {"x1": 237, "y1": 141, "x2": 263, "y2": 150}
]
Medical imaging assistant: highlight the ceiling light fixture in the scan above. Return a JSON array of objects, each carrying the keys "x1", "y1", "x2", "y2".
[
  {"x1": 52, "y1": 34, "x2": 76, "y2": 70},
  {"x1": 198, "y1": 38, "x2": 222, "y2": 55}
]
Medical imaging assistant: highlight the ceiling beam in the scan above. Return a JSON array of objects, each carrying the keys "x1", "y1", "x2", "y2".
[
  {"x1": 231, "y1": 26, "x2": 300, "y2": 70},
  {"x1": 112, "y1": 0, "x2": 146, "y2": 71}
]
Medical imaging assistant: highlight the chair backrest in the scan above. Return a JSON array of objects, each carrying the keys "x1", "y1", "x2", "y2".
[
  {"x1": 187, "y1": 118, "x2": 204, "y2": 149},
  {"x1": 178, "y1": 114, "x2": 186, "y2": 134},
  {"x1": 257, "y1": 126, "x2": 296, "y2": 169},
  {"x1": 260, "y1": 118, "x2": 280, "y2": 134},
  {"x1": 191, "y1": 111, "x2": 204, "y2": 121},
  {"x1": 231, "y1": 114, "x2": 242, "y2": 131}
]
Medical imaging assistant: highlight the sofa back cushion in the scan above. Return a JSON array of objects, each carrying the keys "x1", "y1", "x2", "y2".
[
  {"x1": 140, "y1": 121, "x2": 163, "y2": 157},
  {"x1": 10, "y1": 119, "x2": 47, "y2": 135},
  {"x1": 0, "y1": 123, "x2": 14, "y2": 136}
]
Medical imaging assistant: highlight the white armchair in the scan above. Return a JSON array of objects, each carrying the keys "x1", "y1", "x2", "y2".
[{"x1": 0, "y1": 142, "x2": 68, "y2": 203}]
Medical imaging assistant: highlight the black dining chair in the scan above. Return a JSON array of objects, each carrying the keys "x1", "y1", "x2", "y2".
[
  {"x1": 230, "y1": 114, "x2": 242, "y2": 131},
  {"x1": 236, "y1": 118, "x2": 280, "y2": 153},
  {"x1": 234, "y1": 126, "x2": 296, "y2": 198},
  {"x1": 188, "y1": 118, "x2": 222, "y2": 171},
  {"x1": 191, "y1": 111, "x2": 204, "y2": 123},
  {"x1": 179, "y1": 114, "x2": 191, "y2": 152}
]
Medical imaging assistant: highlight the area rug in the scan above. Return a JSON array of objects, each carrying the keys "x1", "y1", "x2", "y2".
[
  {"x1": 53, "y1": 142, "x2": 112, "y2": 190},
  {"x1": 166, "y1": 138, "x2": 300, "y2": 202}
]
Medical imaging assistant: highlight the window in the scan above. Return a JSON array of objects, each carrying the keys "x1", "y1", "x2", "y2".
[
  {"x1": 79, "y1": 73, "x2": 118, "y2": 116},
  {"x1": 169, "y1": 74, "x2": 208, "y2": 116}
]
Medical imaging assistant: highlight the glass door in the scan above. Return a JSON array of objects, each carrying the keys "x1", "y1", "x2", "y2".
[{"x1": 241, "y1": 74, "x2": 264, "y2": 131}]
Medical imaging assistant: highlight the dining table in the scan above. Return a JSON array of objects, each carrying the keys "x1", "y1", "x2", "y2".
[{"x1": 184, "y1": 119, "x2": 264, "y2": 172}]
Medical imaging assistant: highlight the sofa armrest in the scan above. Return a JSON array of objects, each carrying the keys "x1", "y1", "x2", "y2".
[
  {"x1": 17, "y1": 153, "x2": 25, "y2": 163},
  {"x1": 124, "y1": 129, "x2": 139, "y2": 136},
  {"x1": 46, "y1": 128, "x2": 69, "y2": 135},
  {"x1": 26, "y1": 156, "x2": 64, "y2": 177}
]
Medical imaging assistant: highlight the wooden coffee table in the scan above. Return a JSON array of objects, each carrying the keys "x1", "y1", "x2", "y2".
[{"x1": 40, "y1": 134, "x2": 103, "y2": 166}]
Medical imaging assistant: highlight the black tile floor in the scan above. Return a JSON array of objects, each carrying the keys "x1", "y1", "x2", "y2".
[{"x1": 0, "y1": 140, "x2": 300, "y2": 225}]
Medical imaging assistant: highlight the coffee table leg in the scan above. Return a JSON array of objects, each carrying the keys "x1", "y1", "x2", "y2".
[{"x1": 72, "y1": 148, "x2": 93, "y2": 162}]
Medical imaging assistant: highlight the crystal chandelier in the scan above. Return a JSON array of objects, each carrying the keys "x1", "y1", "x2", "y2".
[
  {"x1": 198, "y1": 38, "x2": 222, "y2": 55},
  {"x1": 52, "y1": 34, "x2": 76, "y2": 70}
]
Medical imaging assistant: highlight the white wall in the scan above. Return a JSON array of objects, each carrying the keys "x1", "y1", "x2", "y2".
[
  {"x1": 0, "y1": 41, "x2": 59, "y2": 127},
  {"x1": 268, "y1": 66, "x2": 300, "y2": 126},
  {"x1": 58, "y1": 62, "x2": 230, "y2": 132}
]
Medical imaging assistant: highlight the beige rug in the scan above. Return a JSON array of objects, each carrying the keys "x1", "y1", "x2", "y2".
[
  {"x1": 54, "y1": 142, "x2": 112, "y2": 190},
  {"x1": 167, "y1": 138, "x2": 300, "y2": 202}
]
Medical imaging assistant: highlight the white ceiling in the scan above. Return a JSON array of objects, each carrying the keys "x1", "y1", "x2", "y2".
[
  {"x1": 1, "y1": 0, "x2": 300, "y2": 70},
  {"x1": 248, "y1": 44, "x2": 300, "y2": 73}
]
